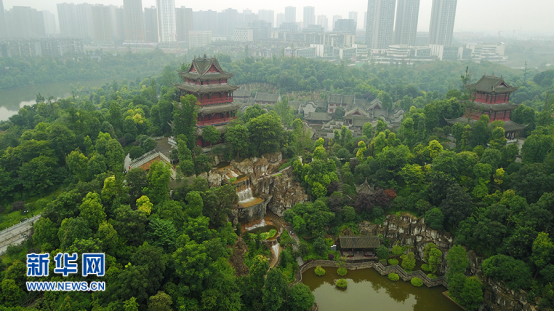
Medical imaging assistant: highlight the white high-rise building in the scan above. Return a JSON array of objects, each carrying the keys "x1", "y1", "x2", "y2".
[
  {"x1": 123, "y1": 0, "x2": 144, "y2": 42},
  {"x1": 285, "y1": 6, "x2": 296, "y2": 23},
  {"x1": 428, "y1": 0, "x2": 457, "y2": 45},
  {"x1": 0, "y1": 0, "x2": 6, "y2": 38},
  {"x1": 42, "y1": 10, "x2": 58, "y2": 35},
  {"x1": 156, "y1": 0, "x2": 176, "y2": 42},
  {"x1": 365, "y1": 0, "x2": 396, "y2": 49},
  {"x1": 394, "y1": 0, "x2": 420, "y2": 45},
  {"x1": 276, "y1": 13, "x2": 285, "y2": 28},
  {"x1": 332, "y1": 15, "x2": 342, "y2": 30},
  {"x1": 303, "y1": 6, "x2": 315, "y2": 29},
  {"x1": 317, "y1": 15, "x2": 328, "y2": 31}
]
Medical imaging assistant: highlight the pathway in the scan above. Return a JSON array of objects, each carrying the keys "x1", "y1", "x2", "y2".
[
  {"x1": 0, "y1": 215, "x2": 40, "y2": 255},
  {"x1": 336, "y1": 161, "x2": 344, "y2": 193}
]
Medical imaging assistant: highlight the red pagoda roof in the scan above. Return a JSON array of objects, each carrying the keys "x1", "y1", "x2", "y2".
[{"x1": 465, "y1": 74, "x2": 519, "y2": 94}]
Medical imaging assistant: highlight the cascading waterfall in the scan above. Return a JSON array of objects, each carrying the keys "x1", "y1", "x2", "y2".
[
  {"x1": 237, "y1": 179, "x2": 255, "y2": 204},
  {"x1": 245, "y1": 219, "x2": 266, "y2": 231}
]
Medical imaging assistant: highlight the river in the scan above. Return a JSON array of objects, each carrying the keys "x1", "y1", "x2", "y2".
[
  {"x1": 0, "y1": 80, "x2": 110, "y2": 122},
  {"x1": 301, "y1": 267, "x2": 461, "y2": 311}
]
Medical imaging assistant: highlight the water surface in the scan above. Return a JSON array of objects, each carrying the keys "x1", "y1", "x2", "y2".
[
  {"x1": 0, "y1": 80, "x2": 110, "y2": 121},
  {"x1": 301, "y1": 266, "x2": 460, "y2": 311}
]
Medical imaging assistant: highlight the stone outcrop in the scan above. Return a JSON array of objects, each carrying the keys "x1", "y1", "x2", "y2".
[
  {"x1": 205, "y1": 152, "x2": 308, "y2": 218},
  {"x1": 359, "y1": 213, "x2": 536, "y2": 310},
  {"x1": 359, "y1": 213, "x2": 454, "y2": 271}
]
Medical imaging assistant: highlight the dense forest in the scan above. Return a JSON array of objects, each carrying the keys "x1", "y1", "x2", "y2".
[{"x1": 1, "y1": 53, "x2": 554, "y2": 310}]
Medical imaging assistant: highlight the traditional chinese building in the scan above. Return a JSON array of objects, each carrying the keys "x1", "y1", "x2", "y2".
[
  {"x1": 446, "y1": 74, "x2": 526, "y2": 139},
  {"x1": 175, "y1": 55, "x2": 240, "y2": 147}
]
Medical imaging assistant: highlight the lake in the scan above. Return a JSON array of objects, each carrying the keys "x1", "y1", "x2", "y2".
[
  {"x1": 0, "y1": 80, "x2": 110, "y2": 121},
  {"x1": 301, "y1": 266, "x2": 461, "y2": 311}
]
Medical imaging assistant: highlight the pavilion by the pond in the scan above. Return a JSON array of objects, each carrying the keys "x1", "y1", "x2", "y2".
[{"x1": 339, "y1": 235, "x2": 380, "y2": 258}]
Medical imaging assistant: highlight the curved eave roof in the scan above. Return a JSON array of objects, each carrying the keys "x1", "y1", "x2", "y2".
[
  {"x1": 179, "y1": 72, "x2": 234, "y2": 80},
  {"x1": 175, "y1": 83, "x2": 239, "y2": 94}
]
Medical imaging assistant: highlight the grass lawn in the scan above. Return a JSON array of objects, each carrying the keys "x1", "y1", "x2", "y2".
[{"x1": 0, "y1": 188, "x2": 63, "y2": 230}]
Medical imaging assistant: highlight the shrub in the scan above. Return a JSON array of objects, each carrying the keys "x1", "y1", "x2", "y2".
[
  {"x1": 279, "y1": 161, "x2": 292, "y2": 171},
  {"x1": 427, "y1": 273, "x2": 437, "y2": 279},
  {"x1": 315, "y1": 266, "x2": 326, "y2": 276},
  {"x1": 328, "y1": 254, "x2": 335, "y2": 261},
  {"x1": 421, "y1": 264, "x2": 431, "y2": 272},
  {"x1": 336, "y1": 279, "x2": 348, "y2": 288},
  {"x1": 411, "y1": 277, "x2": 424, "y2": 287},
  {"x1": 388, "y1": 259, "x2": 399, "y2": 265},
  {"x1": 388, "y1": 273, "x2": 400, "y2": 281},
  {"x1": 337, "y1": 267, "x2": 348, "y2": 276}
]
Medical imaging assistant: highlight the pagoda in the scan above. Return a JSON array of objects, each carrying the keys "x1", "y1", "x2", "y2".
[
  {"x1": 175, "y1": 55, "x2": 240, "y2": 147},
  {"x1": 446, "y1": 74, "x2": 526, "y2": 140}
]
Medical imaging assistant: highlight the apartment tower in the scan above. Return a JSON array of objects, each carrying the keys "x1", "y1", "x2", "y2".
[
  {"x1": 394, "y1": 0, "x2": 420, "y2": 45},
  {"x1": 365, "y1": 0, "x2": 396, "y2": 49},
  {"x1": 428, "y1": 0, "x2": 457, "y2": 45},
  {"x1": 156, "y1": 0, "x2": 176, "y2": 42},
  {"x1": 123, "y1": 0, "x2": 144, "y2": 42}
]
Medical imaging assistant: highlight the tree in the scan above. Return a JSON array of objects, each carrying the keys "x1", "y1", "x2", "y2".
[
  {"x1": 79, "y1": 192, "x2": 106, "y2": 231},
  {"x1": 58, "y1": 217, "x2": 93, "y2": 249},
  {"x1": 124, "y1": 297, "x2": 139, "y2": 311},
  {"x1": 247, "y1": 112, "x2": 284, "y2": 156},
  {"x1": 148, "y1": 290, "x2": 172, "y2": 311},
  {"x1": 274, "y1": 98, "x2": 294, "y2": 126},
  {"x1": 376, "y1": 245, "x2": 390, "y2": 261},
  {"x1": 428, "y1": 247, "x2": 443, "y2": 274},
  {"x1": 202, "y1": 125, "x2": 221, "y2": 148},
  {"x1": 482, "y1": 254, "x2": 532, "y2": 290},
  {"x1": 288, "y1": 283, "x2": 315, "y2": 311},
  {"x1": 401, "y1": 252, "x2": 416, "y2": 271},
  {"x1": 19, "y1": 156, "x2": 58, "y2": 196},
  {"x1": 459, "y1": 276, "x2": 483, "y2": 310},
  {"x1": 531, "y1": 232, "x2": 554, "y2": 272},
  {"x1": 313, "y1": 237, "x2": 328, "y2": 256},
  {"x1": 136, "y1": 195, "x2": 153, "y2": 215},
  {"x1": 173, "y1": 95, "x2": 198, "y2": 149},
  {"x1": 67, "y1": 150, "x2": 89, "y2": 181},
  {"x1": 446, "y1": 245, "x2": 469, "y2": 280},
  {"x1": 440, "y1": 183, "x2": 472, "y2": 228},
  {"x1": 425, "y1": 207, "x2": 444, "y2": 230},
  {"x1": 1, "y1": 279, "x2": 24, "y2": 306},
  {"x1": 263, "y1": 268, "x2": 288, "y2": 311},
  {"x1": 362, "y1": 122, "x2": 374, "y2": 139},
  {"x1": 33, "y1": 217, "x2": 60, "y2": 249},
  {"x1": 521, "y1": 134, "x2": 554, "y2": 163},
  {"x1": 129, "y1": 146, "x2": 146, "y2": 160},
  {"x1": 105, "y1": 139, "x2": 125, "y2": 173},
  {"x1": 113, "y1": 205, "x2": 148, "y2": 246},
  {"x1": 489, "y1": 127, "x2": 507, "y2": 150},
  {"x1": 125, "y1": 168, "x2": 148, "y2": 208},
  {"x1": 146, "y1": 161, "x2": 172, "y2": 205},
  {"x1": 147, "y1": 218, "x2": 177, "y2": 252},
  {"x1": 225, "y1": 121, "x2": 250, "y2": 158}
]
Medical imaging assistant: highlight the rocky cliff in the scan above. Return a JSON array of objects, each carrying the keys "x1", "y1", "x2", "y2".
[
  {"x1": 206, "y1": 152, "x2": 308, "y2": 218},
  {"x1": 359, "y1": 213, "x2": 536, "y2": 310}
]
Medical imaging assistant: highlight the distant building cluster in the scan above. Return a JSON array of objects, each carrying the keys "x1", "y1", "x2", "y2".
[{"x1": 0, "y1": 0, "x2": 507, "y2": 64}]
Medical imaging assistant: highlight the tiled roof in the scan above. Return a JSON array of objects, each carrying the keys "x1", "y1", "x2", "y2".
[
  {"x1": 178, "y1": 56, "x2": 233, "y2": 80},
  {"x1": 175, "y1": 82, "x2": 239, "y2": 93},
  {"x1": 255, "y1": 93, "x2": 280, "y2": 103},
  {"x1": 306, "y1": 112, "x2": 332, "y2": 121},
  {"x1": 339, "y1": 235, "x2": 380, "y2": 249},
  {"x1": 465, "y1": 75, "x2": 518, "y2": 94}
]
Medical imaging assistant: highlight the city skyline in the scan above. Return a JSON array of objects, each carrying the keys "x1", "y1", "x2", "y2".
[{"x1": 2, "y1": 0, "x2": 554, "y2": 35}]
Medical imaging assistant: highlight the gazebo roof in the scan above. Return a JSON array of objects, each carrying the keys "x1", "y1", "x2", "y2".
[
  {"x1": 178, "y1": 55, "x2": 234, "y2": 80},
  {"x1": 339, "y1": 235, "x2": 380, "y2": 249}
]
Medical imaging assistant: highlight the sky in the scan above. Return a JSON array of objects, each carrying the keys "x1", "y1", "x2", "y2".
[{"x1": 3, "y1": 0, "x2": 554, "y2": 35}]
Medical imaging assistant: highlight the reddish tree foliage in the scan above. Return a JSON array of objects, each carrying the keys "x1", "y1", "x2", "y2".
[
  {"x1": 354, "y1": 188, "x2": 390, "y2": 213},
  {"x1": 11, "y1": 201, "x2": 25, "y2": 212},
  {"x1": 384, "y1": 189, "x2": 397, "y2": 200}
]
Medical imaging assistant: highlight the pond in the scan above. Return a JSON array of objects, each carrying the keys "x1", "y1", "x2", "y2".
[
  {"x1": 0, "y1": 80, "x2": 111, "y2": 121},
  {"x1": 246, "y1": 224, "x2": 278, "y2": 235},
  {"x1": 301, "y1": 267, "x2": 461, "y2": 311}
]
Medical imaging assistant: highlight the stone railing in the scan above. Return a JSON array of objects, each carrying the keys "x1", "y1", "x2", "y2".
[{"x1": 293, "y1": 259, "x2": 447, "y2": 288}]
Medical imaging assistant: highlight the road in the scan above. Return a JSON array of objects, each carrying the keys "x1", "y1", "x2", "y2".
[{"x1": 0, "y1": 215, "x2": 40, "y2": 255}]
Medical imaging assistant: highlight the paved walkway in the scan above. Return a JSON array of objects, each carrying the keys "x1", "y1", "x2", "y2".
[
  {"x1": 0, "y1": 215, "x2": 40, "y2": 255},
  {"x1": 285, "y1": 225, "x2": 304, "y2": 266}
]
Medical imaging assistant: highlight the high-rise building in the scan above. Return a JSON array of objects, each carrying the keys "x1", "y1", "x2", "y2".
[
  {"x1": 188, "y1": 30, "x2": 211, "y2": 48},
  {"x1": 91, "y1": 5, "x2": 112, "y2": 42},
  {"x1": 334, "y1": 19, "x2": 356, "y2": 35},
  {"x1": 332, "y1": 15, "x2": 342, "y2": 29},
  {"x1": 193, "y1": 10, "x2": 217, "y2": 34},
  {"x1": 365, "y1": 0, "x2": 396, "y2": 49},
  {"x1": 156, "y1": 0, "x2": 176, "y2": 42},
  {"x1": 303, "y1": 6, "x2": 315, "y2": 29},
  {"x1": 285, "y1": 6, "x2": 296, "y2": 23},
  {"x1": 348, "y1": 12, "x2": 358, "y2": 28},
  {"x1": 394, "y1": 0, "x2": 420, "y2": 45},
  {"x1": 175, "y1": 7, "x2": 193, "y2": 42},
  {"x1": 276, "y1": 13, "x2": 285, "y2": 28},
  {"x1": 429, "y1": 0, "x2": 457, "y2": 45},
  {"x1": 76, "y1": 3, "x2": 94, "y2": 40},
  {"x1": 123, "y1": 0, "x2": 144, "y2": 42},
  {"x1": 144, "y1": 6, "x2": 158, "y2": 43},
  {"x1": 57, "y1": 3, "x2": 77, "y2": 38},
  {"x1": 317, "y1": 15, "x2": 328, "y2": 31},
  {"x1": 258, "y1": 10, "x2": 274, "y2": 27},
  {"x1": 42, "y1": 11, "x2": 58, "y2": 35},
  {"x1": 0, "y1": 0, "x2": 6, "y2": 38},
  {"x1": 218, "y1": 8, "x2": 238, "y2": 39},
  {"x1": 109, "y1": 5, "x2": 125, "y2": 42},
  {"x1": 6, "y1": 6, "x2": 45, "y2": 38}
]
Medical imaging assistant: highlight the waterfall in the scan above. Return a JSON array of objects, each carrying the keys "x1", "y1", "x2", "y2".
[
  {"x1": 237, "y1": 179, "x2": 255, "y2": 204},
  {"x1": 245, "y1": 219, "x2": 266, "y2": 231},
  {"x1": 271, "y1": 242, "x2": 280, "y2": 265}
]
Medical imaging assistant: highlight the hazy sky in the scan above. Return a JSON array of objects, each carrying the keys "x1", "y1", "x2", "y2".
[{"x1": 4, "y1": 0, "x2": 554, "y2": 34}]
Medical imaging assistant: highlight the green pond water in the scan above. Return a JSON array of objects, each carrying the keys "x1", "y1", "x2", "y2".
[
  {"x1": 301, "y1": 267, "x2": 461, "y2": 311},
  {"x1": 0, "y1": 80, "x2": 110, "y2": 121}
]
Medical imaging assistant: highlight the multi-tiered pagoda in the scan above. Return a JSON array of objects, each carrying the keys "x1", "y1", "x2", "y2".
[
  {"x1": 446, "y1": 74, "x2": 526, "y2": 139},
  {"x1": 176, "y1": 55, "x2": 240, "y2": 147}
]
